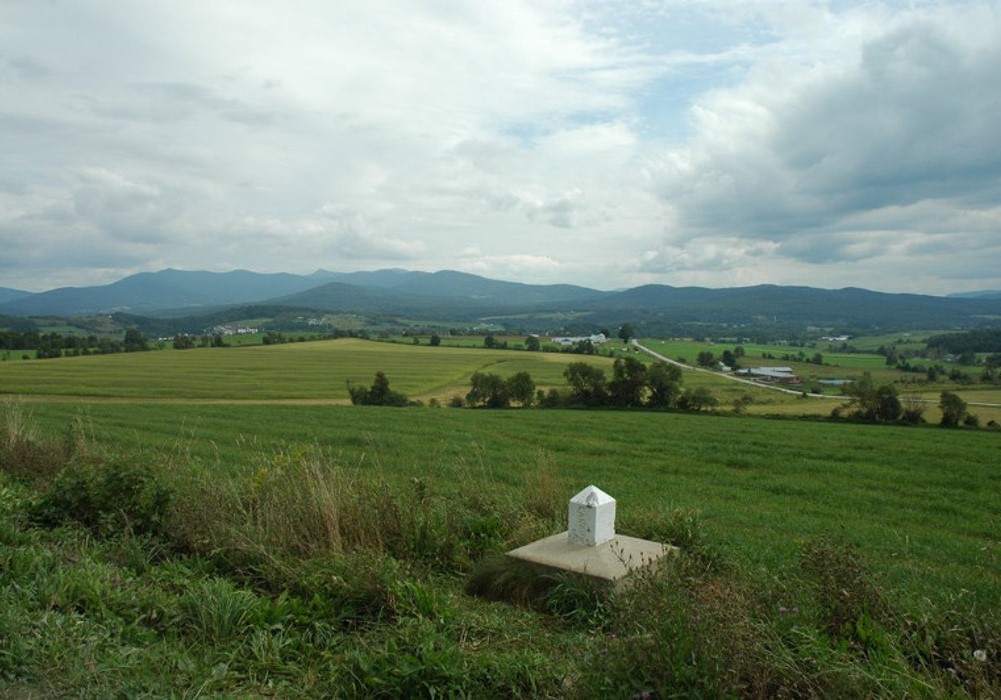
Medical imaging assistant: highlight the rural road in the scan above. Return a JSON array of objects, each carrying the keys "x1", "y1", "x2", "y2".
[
  {"x1": 632, "y1": 340, "x2": 844, "y2": 400},
  {"x1": 633, "y1": 341, "x2": 1001, "y2": 409}
]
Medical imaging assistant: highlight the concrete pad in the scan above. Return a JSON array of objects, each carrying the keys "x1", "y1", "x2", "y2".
[{"x1": 507, "y1": 531, "x2": 677, "y2": 586}]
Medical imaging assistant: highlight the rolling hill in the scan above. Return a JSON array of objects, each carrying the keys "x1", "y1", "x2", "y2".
[
  {"x1": 2, "y1": 268, "x2": 1001, "y2": 335},
  {"x1": 272, "y1": 270, "x2": 606, "y2": 317},
  {"x1": 0, "y1": 286, "x2": 30, "y2": 305},
  {"x1": 0, "y1": 269, "x2": 340, "y2": 316},
  {"x1": 584, "y1": 284, "x2": 1001, "y2": 329}
]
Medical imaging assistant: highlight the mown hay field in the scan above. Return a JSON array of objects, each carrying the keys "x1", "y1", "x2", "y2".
[{"x1": 0, "y1": 338, "x2": 612, "y2": 402}]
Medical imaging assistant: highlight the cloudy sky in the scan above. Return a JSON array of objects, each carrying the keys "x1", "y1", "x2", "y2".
[{"x1": 2, "y1": 1, "x2": 999, "y2": 294}]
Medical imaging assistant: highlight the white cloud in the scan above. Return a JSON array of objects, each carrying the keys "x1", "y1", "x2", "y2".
[
  {"x1": 457, "y1": 253, "x2": 564, "y2": 280},
  {"x1": 0, "y1": 1, "x2": 999, "y2": 294},
  {"x1": 639, "y1": 1, "x2": 1001, "y2": 292}
]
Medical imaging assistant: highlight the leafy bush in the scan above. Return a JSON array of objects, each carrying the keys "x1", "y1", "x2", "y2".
[
  {"x1": 29, "y1": 460, "x2": 172, "y2": 538},
  {"x1": 348, "y1": 372, "x2": 409, "y2": 406},
  {"x1": 939, "y1": 391, "x2": 968, "y2": 427}
]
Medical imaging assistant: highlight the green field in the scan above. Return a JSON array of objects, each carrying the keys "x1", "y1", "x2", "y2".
[
  {"x1": 0, "y1": 338, "x2": 613, "y2": 402},
  {"x1": 640, "y1": 338, "x2": 1001, "y2": 423},
  {"x1": 1, "y1": 339, "x2": 999, "y2": 696},
  {"x1": 16, "y1": 400, "x2": 998, "y2": 600},
  {"x1": 3, "y1": 339, "x2": 998, "y2": 599}
]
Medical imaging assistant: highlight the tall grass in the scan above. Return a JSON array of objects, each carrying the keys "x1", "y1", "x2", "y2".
[
  {"x1": 165, "y1": 442, "x2": 565, "y2": 583},
  {"x1": 0, "y1": 398, "x2": 70, "y2": 483}
]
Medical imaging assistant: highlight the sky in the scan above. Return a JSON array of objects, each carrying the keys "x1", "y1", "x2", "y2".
[{"x1": 2, "y1": 0, "x2": 1000, "y2": 295}]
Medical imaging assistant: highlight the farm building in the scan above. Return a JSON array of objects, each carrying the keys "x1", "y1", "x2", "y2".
[
  {"x1": 736, "y1": 366, "x2": 800, "y2": 383},
  {"x1": 551, "y1": 333, "x2": 607, "y2": 346}
]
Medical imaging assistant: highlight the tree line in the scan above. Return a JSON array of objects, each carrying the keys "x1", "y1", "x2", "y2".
[
  {"x1": 1, "y1": 328, "x2": 149, "y2": 358},
  {"x1": 926, "y1": 329, "x2": 1001, "y2": 355},
  {"x1": 835, "y1": 372, "x2": 987, "y2": 428},
  {"x1": 349, "y1": 357, "x2": 720, "y2": 412}
]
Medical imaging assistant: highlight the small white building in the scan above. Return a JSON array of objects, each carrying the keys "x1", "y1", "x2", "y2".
[
  {"x1": 551, "y1": 333, "x2": 607, "y2": 346},
  {"x1": 736, "y1": 366, "x2": 800, "y2": 383}
]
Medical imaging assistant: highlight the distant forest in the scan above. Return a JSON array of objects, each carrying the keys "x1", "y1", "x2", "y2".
[
  {"x1": 926, "y1": 329, "x2": 1001, "y2": 354},
  {"x1": 0, "y1": 329, "x2": 150, "y2": 358}
]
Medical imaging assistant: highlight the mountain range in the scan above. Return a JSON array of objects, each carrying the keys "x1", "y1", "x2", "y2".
[
  {"x1": 1, "y1": 268, "x2": 1000, "y2": 335},
  {"x1": 0, "y1": 287, "x2": 30, "y2": 305}
]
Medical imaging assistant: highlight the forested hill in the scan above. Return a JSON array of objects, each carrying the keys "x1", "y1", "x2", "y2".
[
  {"x1": 926, "y1": 329, "x2": 1001, "y2": 354},
  {"x1": 584, "y1": 284, "x2": 1001, "y2": 330},
  {"x1": 0, "y1": 269, "x2": 341, "y2": 316},
  {"x1": 0, "y1": 268, "x2": 603, "y2": 318},
  {"x1": 272, "y1": 270, "x2": 605, "y2": 314},
  {"x1": 2, "y1": 268, "x2": 1001, "y2": 334},
  {"x1": 0, "y1": 287, "x2": 30, "y2": 305}
]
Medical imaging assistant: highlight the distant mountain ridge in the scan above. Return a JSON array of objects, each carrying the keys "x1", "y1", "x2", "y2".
[
  {"x1": 273, "y1": 270, "x2": 605, "y2": 315},
  {"x1": 1, "y1": 268, "x2": 1000, "y2": 333},
  {"x1": 0, "y1": 269, "x2": 341, "y2": 316},
  {"x1": 0, "y1": 268, "x2": 607, "y2": 318},
  {"x1": 585, "y1": 284, "x2": 1001, "y2": 330},
  {"x1": 948, "y1": 290, "x2": 1001, "y2": 299},
  {"x1": 0, "y1": 286, "x2": 30, "y2": 305}
]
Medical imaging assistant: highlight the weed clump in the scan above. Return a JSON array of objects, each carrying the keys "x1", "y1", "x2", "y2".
[
  {"x1": 0, "y1": 399, "x2": 70, "y2": 483},
  {"x1": 29, "y1": 459, "x2": 172, "y2": 538},
  {"x1": 798, "y1": 537, "x2": 888, "y2": 654}
]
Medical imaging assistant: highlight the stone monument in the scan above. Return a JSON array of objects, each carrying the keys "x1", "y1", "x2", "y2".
[
  {"x1": 507, "y1": 485, "x2": 676, "y2": 587},
  {"x1": 568, "y1": 485, "x2": 616, "y2": 546}
]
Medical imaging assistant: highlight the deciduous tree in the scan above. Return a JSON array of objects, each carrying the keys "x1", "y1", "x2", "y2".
[
  {"x1": 939, "y1": 391, "x2": 967, "y2": 427},
  {"x1": 506, "y1": 371, "x2": 536, "y2": 407},
  {"x1": 466, "y1": 372, "x2": 510, "y2": 408},
  {"x1": 348, "y1": 372, "x2": 409, "y2": 407},
  {"x1": 608, "y1": 356, "x2": 647, "y2": 407},
  {"x1": 563, "y1": 362, "x2": 608, "y2": 406},
  {"x1": 617, "y1": 323, "x2": 634, "y2": 344},
  {"x1": 123, "y1": 328, "x2": 148, "y2": 352},
  {"x1": 646, "y1": 361, "x2": 682, "y2": 409}
]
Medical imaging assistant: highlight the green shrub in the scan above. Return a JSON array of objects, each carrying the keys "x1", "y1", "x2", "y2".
[
  {"x1": 29, "y1": 459, "x2": 172, "y2": 538},
  {"x1": 348, "y1": 372, "x2": 409, "y2": 406}
]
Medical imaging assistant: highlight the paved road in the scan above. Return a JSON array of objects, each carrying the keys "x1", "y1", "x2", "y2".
[{"x1": 632, "y1": 340, "x2": 843, "y2": 399}]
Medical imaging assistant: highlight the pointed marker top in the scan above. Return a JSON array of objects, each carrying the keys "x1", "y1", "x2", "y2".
[{"x1": 570, "y1": 485, "x2": 614, "y2": 507}]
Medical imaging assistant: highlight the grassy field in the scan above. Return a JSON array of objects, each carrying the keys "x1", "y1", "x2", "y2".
[
  {"x1": 0, "y1": 338, "x2": 613, "y2": 402},
  {"x1": 15, "y1": 400, "x2": 998, "y2": 601},
  {"x1": 3, "y1": 335, "x2": 1000, "y2": 421},
  {"x1": 1, "y1": 336, "x2": 1000, "y2": 696},
  {"x1": 2, "y1": 398, "x2": 999, "y2": 696},
  {"x1": 640, "y1": 338, "x2": 1001, "y2": 423}
]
